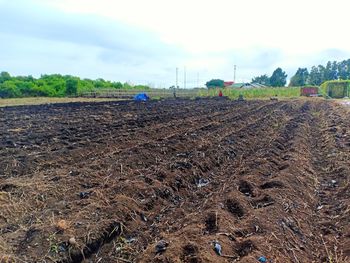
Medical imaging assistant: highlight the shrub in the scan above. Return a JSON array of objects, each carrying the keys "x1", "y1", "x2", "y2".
[
  {"x1": 0, "y1": 81, "x2": 21, "y2": 98},
  {"x1": 320, "y1": 80, "x2": 350, "y2": 98},
  {"x1": 66, "y1": 78, "x2": 79, "y2": 96}
]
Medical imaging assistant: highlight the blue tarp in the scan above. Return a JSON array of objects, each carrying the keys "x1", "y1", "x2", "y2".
[{"x1": 134, "y1": 93, "x2": 150, "y2": 101}]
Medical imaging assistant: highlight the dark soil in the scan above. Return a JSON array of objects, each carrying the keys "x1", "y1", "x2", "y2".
[{"x1": 0, "y1": 98, "x2": 349, "y2": 262}]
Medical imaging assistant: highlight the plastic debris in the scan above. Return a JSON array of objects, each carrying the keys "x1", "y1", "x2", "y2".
[
  {"x1": 69, "y1": 170, "x2": 80, "y2": 176},
  {"x1": 134, "y1": 93, "x2": 150, "y2": 102},
  {"x1": 140, "y1": 213, "x2": 147, "y2": 222},
  {"x1": 126, "y1": 237, "x2": 136, "y2": 243},
  {"x1": 258, "y1": 256, "x2": 267, "y2": 262},
  {"x1": 197, "y1": 178, "x2": 209, "y2": 188},
  {"x1": 58, "y1": 243, "x2": 68, "y2": 252},
  {"x1": 213, "y1": 241, "x2": 222, "y2": 256},
  {"x1": 155, "y1": 240, "x2": 168, "y2": 254}
]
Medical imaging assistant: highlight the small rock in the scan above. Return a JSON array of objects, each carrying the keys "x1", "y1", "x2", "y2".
[
  {"x1": 258, "y1": 256, "x2": 267, "y2": 262},
  {"x1": 69, "y1": 237, "x2": 77, "y2": 246}
]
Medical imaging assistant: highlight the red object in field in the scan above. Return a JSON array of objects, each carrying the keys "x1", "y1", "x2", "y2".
[
  {"x1": 219, "y1": 90, "x2": 223, "y2": 97},
  {"x1": 300, "y1": 87, "x2": 318, "y2": 96}
]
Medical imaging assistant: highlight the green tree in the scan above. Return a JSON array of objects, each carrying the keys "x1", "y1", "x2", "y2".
[
  {"x1": 66, "y1": 77, "x2": 79, "y2": 96},
  {"x1": 307, "y1": 66, "x2": 322, "y2": 85},
  {"x1": 251, "y1": 74, "x2": 270, "y2": 86},
  {"x1": 123, "y1": 82, "x2": 133, "y2": 89},
  {"x1": 324, "y1": 61, "x2": 338, "y2": 81},
  {"x1": 318, "y1": 65, "x2": 327, "y2": 85},
  {"x1": 338, "y1": 59, "x2": 350, "y2": 80},
  {"x1": 0, "y1": 71, "x2": 11, "y2": 83},
  {"x1": 17, "y1": 75, "x2": 35, "y2": 83},
  {"x1": 31, "y1": 85, "x2": 57, "y2": 97},
  {"x1": 38, "y1": 74, "x2": 66, "y2": 95},
  {"x1": 111, "y1": 81, "x2": 123, "y2": 89},
  {"x1": 289, "y1": 68, "x2": 309, "y2": 86},
  {"x1": 94, "y1": 78, "x2": 108, "y2": 88},
  {"x1": 269, "y1": 68, "x2": 287, "y2": 87},
  {"x1": 0, "y1": 81, "x2": 21, "y2": 98},
  {"x1": 205, "y1": 79, "x2": 224, "y2": 88},
  {"x1": 79, "y1": 79, "x2": 95, "y2": 93},
  {"x1": 12, "y1": 80, "x2": 36, "y2": 96}
]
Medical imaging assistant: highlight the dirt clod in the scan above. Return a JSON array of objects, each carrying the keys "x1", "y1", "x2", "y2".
[
  {"x1": 260, "y1": 181, "x2": 284, "y2": 189},
  {"x1": 238, "y1": 180, "x2": 255, "y2": 197},
  {"x1": 155, "y1": 240, "x2": 169, "y2": 254},
  {"x1": 226, "y1": 199, "x2": 244, "y2": 217},
  {"x1": 56, "y1": 220, "x2": 69, "y2": 231},
  {"x1": 205, "y1": 212, "x2": 219, "y2": 233},
  {"x1": 236, "y1": 240, "x2": 255, "y2": 257}
]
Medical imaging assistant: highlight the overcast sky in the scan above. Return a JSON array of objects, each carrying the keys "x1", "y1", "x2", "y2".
[{"x1": 1, "y1": 0, "x2": 350, "y2": 88}]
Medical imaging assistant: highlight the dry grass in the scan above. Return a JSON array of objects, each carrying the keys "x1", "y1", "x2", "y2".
[{"x1": 0, "y1": 97, "x2": 124, "y2": 107}]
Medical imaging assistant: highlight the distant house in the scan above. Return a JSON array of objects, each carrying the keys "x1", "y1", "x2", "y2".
[
  {"x1": 230, "y1": 83, "x2": 245, "y2": 88},
  {"x1": 224, "y1": 81, "x2": 234, "y2": 87},
  {"x1": 229, "y1": 82, "x2": 267, "y2": 88},
  {"x1": 249, "y1": 83, "x2": 268, "y2": 88},
  {"x1": 300, "y1": 87, "x2": 318, "y2": 97}
]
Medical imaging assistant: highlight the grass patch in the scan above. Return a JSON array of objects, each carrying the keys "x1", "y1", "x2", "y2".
[
  {"x1": 0, "y1": 97, "x2": 123, "y2": 107},
  {"x1": 198, "y1": 87, "x2": 301, "y2": 99}
]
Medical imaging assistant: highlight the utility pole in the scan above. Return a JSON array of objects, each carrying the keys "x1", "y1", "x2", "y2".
[
  {"x1": 184, "y1": 66, "x2": 186, "y2": 89},
  {"x1": 176, "y1": 67, "x2": 178, "y2": 89},
  {"x1": 234, "y1": 65, "x2": 237, "y2": 83}
]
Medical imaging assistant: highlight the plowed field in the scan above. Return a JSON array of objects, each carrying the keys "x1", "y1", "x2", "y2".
[{"x1": 1, "y1": 98, "x2": 349, "y2": 263}]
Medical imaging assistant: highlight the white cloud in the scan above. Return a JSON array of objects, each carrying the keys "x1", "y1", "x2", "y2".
[
  {"x1": 37, "y1": 0, "x2": 350, "y2": 52},
  {"x1": 1, "y1": 0, "x2": 350, "y2": 86}
]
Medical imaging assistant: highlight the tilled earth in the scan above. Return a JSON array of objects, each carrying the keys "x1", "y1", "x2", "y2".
[{"x1": 0, "y1": 98, "x2": 349, "y2": 263}]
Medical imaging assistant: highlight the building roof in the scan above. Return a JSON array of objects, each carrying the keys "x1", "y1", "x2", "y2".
[
  {"x1": 230, "y1": 83, "x2": 246, "y2": 88},
  {"x1": 229, "y1": 82, "x2": 267, "y2": 88},
  {"x1": 224, "y1": 81, "x2": 234, "y2": 87}
]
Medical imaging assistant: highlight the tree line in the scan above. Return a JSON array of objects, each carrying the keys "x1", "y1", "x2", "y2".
[
  {"x1": 0, "y1": 72, "x2": 150, "y2": 98},
  {"x1": 252, "y1": 67, "x2": 287, "y2": 87},
  {"x1": 252, "y1": 59, "x2": 350, "y2": 87},
  {"x1": 206, "y1": 67, "x2": 288, "y2": 88},
  {"x1": 292, "y1": 59, "x2": 350, "y2": 86}
]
